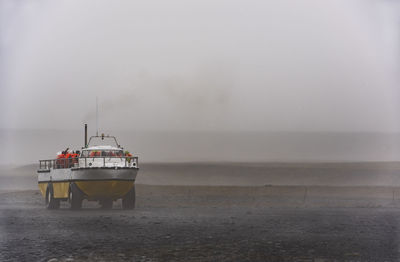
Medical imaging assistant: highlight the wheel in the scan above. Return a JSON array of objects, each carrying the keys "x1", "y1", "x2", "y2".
[
  {"x1": 46, "y1": 184, "x2": 60, "y2": 209},
  {"x1": 122, "y1": 186, "x2": 136, "y2": 210},
  {"x1": 100, "y1": 199, "x2": 113, "y2": 209},
  {"x1": 70, "y1": 183, "x2": 83, "y2": 210}
]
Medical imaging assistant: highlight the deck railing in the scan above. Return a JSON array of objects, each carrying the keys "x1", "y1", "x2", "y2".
[{"x1": 39, "y1": 156, "x2": 139, "y2": 170}]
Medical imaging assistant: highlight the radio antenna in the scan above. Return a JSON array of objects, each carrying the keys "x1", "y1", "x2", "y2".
[{"x1": 96, "y1": 96, "x2": 99, "y2": 136}]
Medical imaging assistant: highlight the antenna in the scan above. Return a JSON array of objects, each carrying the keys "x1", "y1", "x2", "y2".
[{"x1": 96, "y1": 96, "x2": 99, "y2": 136}]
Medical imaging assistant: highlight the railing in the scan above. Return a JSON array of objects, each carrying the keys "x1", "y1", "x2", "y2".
[{"x1": 39, "y1": 156, "x2": 139, "y2": 170}]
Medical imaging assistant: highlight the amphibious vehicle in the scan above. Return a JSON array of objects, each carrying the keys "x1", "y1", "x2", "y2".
[{"x1": 37, "y1": 124, "x2": 139, "y2": 209}]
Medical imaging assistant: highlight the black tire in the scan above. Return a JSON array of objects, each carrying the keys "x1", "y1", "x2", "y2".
[
  {"x1": 70, "y1": 183, "x2": 83, "y2": 210},
  {"x1": 122, "y1": 186, "x2": 136, "y2": 210},
  {"x1": 46, "y1": 184, "x2": 60, "y2": 209},
  {"x1": 100, "y1": 199, "x2": 113, "y2": 209}
]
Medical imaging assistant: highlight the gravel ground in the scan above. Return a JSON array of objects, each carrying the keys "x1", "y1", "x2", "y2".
[{"x1": 1, "y1": 185, "x2": 400, "y2": 261}]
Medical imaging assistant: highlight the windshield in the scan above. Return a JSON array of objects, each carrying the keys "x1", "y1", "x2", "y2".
[{"x1": 81, "y1": 150, "x2": 123, "y2": 157}]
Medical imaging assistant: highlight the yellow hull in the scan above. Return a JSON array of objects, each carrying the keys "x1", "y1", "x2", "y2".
[
  {"x1": 38, "y1": 180, "x2": 134, "y2": 200},
  {"x1": 38, "y1": 182, "x2": 48, "y2": 197},
  {"x1": 38, "y1": 182, "x2": 70, "y2": 198},
  {"x1": 76, "y1": 180, "x2": 134, "y2": 200}
]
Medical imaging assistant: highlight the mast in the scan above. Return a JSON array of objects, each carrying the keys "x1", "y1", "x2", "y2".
[
  {"x1": 84, "y1": 124, "x2": 88, "y2": 147},
  {"x1": 96, "y1": 96, "x2": 99, "y2": 136}
]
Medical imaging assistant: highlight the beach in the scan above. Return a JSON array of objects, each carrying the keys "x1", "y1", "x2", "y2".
[{"x1": 1, "y1": 163, "x2": 400, "y2": 261}]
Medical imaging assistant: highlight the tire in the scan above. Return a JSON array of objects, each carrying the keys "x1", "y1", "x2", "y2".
[
  {"x1": 122, "y1": 186, "x2": 136, "y2": 210},
  {"x1": 46, "y1": 184, "x2": 60, "y2": 209},
  {"x1": 70, "y1": 183, "x2": 83, "y2": 210},
  {"x1": 100, "y1": 199, "x2": 113, "y2": 209}
]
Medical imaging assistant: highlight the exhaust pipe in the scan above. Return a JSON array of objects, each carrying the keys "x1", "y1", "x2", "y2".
[{"x1": 84, "y1": 124, "x2": 88, "y2": 147}]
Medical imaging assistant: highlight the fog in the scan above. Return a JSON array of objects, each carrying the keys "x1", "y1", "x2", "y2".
[{"x1": 1, "y1": 0, "x2": 399, "y2": 164}]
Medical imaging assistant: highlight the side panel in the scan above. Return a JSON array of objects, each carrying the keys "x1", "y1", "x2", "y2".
[
  {"x1": 37, "y1": 182, "x2": 69, "y2": 198},
  {"x1": 75, "y1": 180, "x2": 134, "y2": 200},
  {"x1": 53, "y1": 182, "x2": 70, "y2": 198},
  {"x1": 38, "y1": 167, "x2": 137, "y2": 183},
  {"x1": 38, "y1": 182, "x2": 48, "y2": 197},
  {"x1": 71, "y1": 168, "x2": 138, "y2": 181},
  {"x1": 38, "y1": 168, "x2": 72, "y2": 183}
]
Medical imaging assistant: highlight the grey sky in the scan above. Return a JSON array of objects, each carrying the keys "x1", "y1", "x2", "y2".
[{"x1": 1, "y1": 0, "x2": 399, "y2": 132}]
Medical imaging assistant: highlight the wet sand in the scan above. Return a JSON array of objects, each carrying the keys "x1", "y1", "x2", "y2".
[
  {"x1": 2, "y1": 163, "x2": 400, "y2": 261},
  {"x1": 1, "y1": 185, "x2": 400, "y2": 261}
]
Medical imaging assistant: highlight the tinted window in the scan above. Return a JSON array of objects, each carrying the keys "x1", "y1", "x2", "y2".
[{"x1": 81, "y1": 150, "x2": 123, "y2": 157}]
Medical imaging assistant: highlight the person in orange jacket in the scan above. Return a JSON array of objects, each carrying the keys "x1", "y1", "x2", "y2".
[
  {"x1": 70, "y1": 151, "x2": 79, "y2": 165},
  {"x1": 125, "y1": 151, "x2": 133, "y2": 163},
  {"x1": 56, "y1": 152, "x2": 65, "y2": 168},
  {"x1": 64, "y1": 151, "x2": 72, "y2": 168},
  {"x1": 90, "y1": 151, "x2": 99, "y2": 157}
]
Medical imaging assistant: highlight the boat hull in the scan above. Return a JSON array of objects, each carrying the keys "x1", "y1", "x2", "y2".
[
  {"x1": 37, "y1": 167, "x2": 138, "y2": 200},
  {"x1": 75, "y1": 180, "x2": 134, "y2": 200}
]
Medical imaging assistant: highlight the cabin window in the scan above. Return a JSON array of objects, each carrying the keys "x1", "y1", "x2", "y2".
[
  {"x1": 81, "y1": 150, "x2": 123, "y2": 157},
  {"x1": 81, "y1": 151, "x2": 89, "y2": 157}
]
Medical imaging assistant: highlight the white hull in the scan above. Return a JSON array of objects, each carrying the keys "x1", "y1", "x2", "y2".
[{"x1": 38, "y1": 167, "x2": 138, "y2": 183}]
